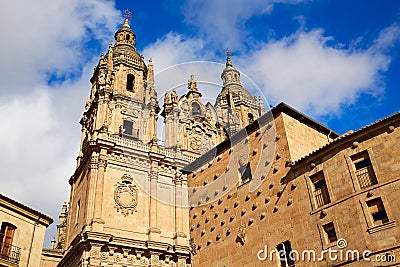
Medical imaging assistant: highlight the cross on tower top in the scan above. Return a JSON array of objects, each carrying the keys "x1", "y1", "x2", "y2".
[
  {"x1": 123, "y1": 9, "x2": 133, "y2": 19},
  {"x1": 225, "y1": 48, "x2": 232, "y2": 58}
]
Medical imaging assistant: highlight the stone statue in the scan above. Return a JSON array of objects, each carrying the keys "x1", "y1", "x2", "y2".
[
  {"x1": 188, "y1": 74, "x2": 197, "y2": 91},
  {"x1": 171, "y1": 90, "x2": 178, "y2": 103},
  {"x1": 164, "y1": 92, "x2": 170, "y2": 104}
]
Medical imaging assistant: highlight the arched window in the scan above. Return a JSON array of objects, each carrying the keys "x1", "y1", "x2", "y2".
[
  {"x1": 0, "y1": 222, "x2": 17, "y2": 257},
  {"x1": 127, "y1": 74, "x2": 135, "y2": 92},
  {"x1": 248, "y1": 113, "x2": 254, "y2": 124},
  {"x1": 126, "y1": 34, "x2": 130, "y2": 41},
  {"x1": 191, "y1": 103, "x2": 201, "y2": 116}
]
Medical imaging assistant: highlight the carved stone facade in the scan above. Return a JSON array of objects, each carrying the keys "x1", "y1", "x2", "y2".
[
  {"x1": 42, "y1": 19, "x2": 194, "y2": 267},
  {"x1": 55, "y1": 203, "x2": 68, "y2": 249},
  {"x1": 44, "y1": 17, "x2": 267, "y2": 267},
  {"x1": 162, "y1": 59, "x2": 265, "y2": 155}
]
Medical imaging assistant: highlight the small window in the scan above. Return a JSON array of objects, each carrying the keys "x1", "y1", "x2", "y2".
[
  {"x1": 126, "y1": 34, "x2": 130, "y2": 41},
  {"x1": 123, "y1": 120, "x2": 133, "y2": 136},
  {"x1": 191, "y1": 103, "x2": 201, "y2": 116},
  {"x1": 75, "y1": 200, "x2": 80, "y2": 225},
  {"x1": 322, "y1": 222, "x2": 337, "y2": 243},
  {"x1": 277, "y1": 241, "x2": 295, "y2": 267},
  {"x1": 0, "y1": 222, "x2": 16, "y2": 257},
  {"x1": 310, "y1": 171, "x2": 331, "y2": 208},
  {"x1": 126, "y1": 74, "x2": 135, "y2": 92},
  {"x1": 351, "y1": 151, "x2": 377, "y2": 189},
  {"x1": 367, "y1": 198, "x2": 388, "y2": 225},
  {"x1": 248, "y1": 113, "x2": 254, "y2": 124},
  {"x1": 240, "y1": 163, "x2": 252, "y2": 182}
]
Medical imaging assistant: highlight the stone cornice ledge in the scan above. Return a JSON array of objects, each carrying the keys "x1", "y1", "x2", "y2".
[
  {"x1": 367, "y1": 221, "x2": 396, "y2": 234},
  {"x1": 174, "y1": 244, "x2": 190, "y2": 254},
  {"x1": 147, "y1": 240, "x2": 170, "y2": 251},
  {"x1": 83, "y1": 231, "x2": 113, "y2": 242},
  {"x1": 111, "y1": 236, "x2": 146, "y2": 249}
]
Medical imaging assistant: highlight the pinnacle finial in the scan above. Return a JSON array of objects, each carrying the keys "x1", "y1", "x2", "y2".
[
  {"x1": 225, "y1": 48, "x2": 233, "y2": 67},
  {"x1": 226, "y1": 57, "x2": 233, "y2": 67},
  {"x1": 188, "y1": 74, "x2": 197, "y2": 92}
]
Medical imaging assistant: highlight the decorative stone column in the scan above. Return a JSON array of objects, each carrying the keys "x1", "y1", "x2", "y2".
[{"x1": 92, "y1": 150, "x2": 107, "y2": 230}]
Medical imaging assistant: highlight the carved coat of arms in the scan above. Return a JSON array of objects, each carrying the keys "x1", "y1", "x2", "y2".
[{"x1": 114, "y1": 174, "x2": 138, "y2": 216}]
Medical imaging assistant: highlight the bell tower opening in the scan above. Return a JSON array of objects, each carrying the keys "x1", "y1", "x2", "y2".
[
  {"x1": 126, "y1": 74, "x2": 135, "y2": 92},
  {"x1": 192, "y1": 102, "x2": 202, "y2": 116},
  {"x1": 248, "y1": 113, "x2": 254, "y2": 123}
]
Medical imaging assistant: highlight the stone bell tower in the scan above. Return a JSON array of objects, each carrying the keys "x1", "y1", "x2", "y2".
[
  {"x1": 57, "y1": 19, "x2": 192, "y2": 267},
  {"x1": 215, "y1": 56, "x2": 265, "y2": 135}
]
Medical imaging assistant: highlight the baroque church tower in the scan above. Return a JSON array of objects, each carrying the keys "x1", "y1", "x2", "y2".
[
  {"x1": 56, "y1": 19, "x2": 193, "y2": 267},
  {"x1": 215, "y1": 56, "x2": 265, "y2": 135},
  {"x1": 50, "y1": 18, "x2": 265, "y2": 267}
]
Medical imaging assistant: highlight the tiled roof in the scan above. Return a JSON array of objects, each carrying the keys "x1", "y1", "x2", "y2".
[
  {"x1": 294, "y1": 111, "x2": 400, "y2": 164},
  {"x1": 0, "y1": 193, "x2": 53, "y2": 225}
]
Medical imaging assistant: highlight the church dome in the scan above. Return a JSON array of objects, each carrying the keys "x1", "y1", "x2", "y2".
[
  {"x1": 216, "y1": 57, "x2": 254, "y2": 104},
  {"x1": 114, "y1": 19, "x2": 136, "y2": 47},
  {"x1": 110, "y1": 19, "x2": 145, "y2": 69}
]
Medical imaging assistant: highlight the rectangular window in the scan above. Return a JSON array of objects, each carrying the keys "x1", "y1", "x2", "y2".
[
  {"x1": 0, "y1": 223, "x2": 16, "y2": 258},
  {"x1": 322, "y1": 222, "x2": 337, "y2": 243},
  {"x1": 122, "y1": 120, "x2": 139, "y2": 139},
  {"x1": 240, "y1": 163, "x2": 252, "y2": 182},
  {"x1": 310, "y1": 171, "x2": 331, "y2": 208},
  {"x1": 351, "y1": 151, "x2": 377, "y2": 189},
  {"x1": 123, "y1": 120, "x2": 133, "y2": 136},
  {"x1": 367, "y1": 198, "x2": 388, "y2": 225},
  {"x1": 277, "y1": 241, "x2": 295, "y2": 267}
]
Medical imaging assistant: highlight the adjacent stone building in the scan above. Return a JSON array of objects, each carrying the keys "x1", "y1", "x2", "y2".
[
  {"x1": 0, "y1": 194, "x2": 52, "y2": 267},
  {"x1": 184, "y1": 103, "x2": 400, "y2": 266}
]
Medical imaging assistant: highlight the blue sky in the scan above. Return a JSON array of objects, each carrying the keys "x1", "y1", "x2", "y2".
[
  {"x1": 126, "y1": 0, "x2": 400, "y2": 132},
  {"x1": 0, "y1": 0, "x2": 399, "y2": 245}
]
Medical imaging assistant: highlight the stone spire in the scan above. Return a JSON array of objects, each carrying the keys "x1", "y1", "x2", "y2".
[
  {"x1": 186, "y1": 74, "x2": 202, "y2": 99},
  {"x1": 147, "y1": 58, "x2": 154, "y2": 85},
  {"x1": 226, "y1": 55, "x2": 233, "y2": 67},
  {"x1": 114, "y1": 18, "x2": 136, "y2": 48},
  {"x1": 221, "y1": 56, "x2": 241, "y2": 87}
]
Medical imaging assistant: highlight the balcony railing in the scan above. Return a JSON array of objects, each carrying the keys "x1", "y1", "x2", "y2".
[
  {"x1": 0, "y1": 242, "x2": 21, "y2": 265},
  {"x1": 123, "y1": 128, "x2": 140, "y2": 140},
  {"x1": 355, "y1": 166, "x2": 377, "y2": 189},
  {"x1": 313, "y1": 186, "x2": 330, "y2": 208}
]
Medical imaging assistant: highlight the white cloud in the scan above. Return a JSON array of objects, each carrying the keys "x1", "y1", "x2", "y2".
[
  {"x1": 0, "y1": 0, "x2": 120, "y2": 246},
  {"x1": 142, "y1": 32, "x2": 210, "y2": 73},
  {"x1": 0, "y1": 63, "x2": 95, "y2": 246},
  {"x1": 0, "y1": 0, "x2": 120, "y2": 98},
  {"x1": 243, "y1": 26, "x2": 400, "y2": 116},
  {"x1": 182, "y1": 0, "x2": 305, "y2": 49}
]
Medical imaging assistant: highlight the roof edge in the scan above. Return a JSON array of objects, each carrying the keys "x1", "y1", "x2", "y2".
[
  {"x1": 0, "y1": 193, "x2": 53, "y2": 226},
  {"x1": 294, "y1": 111, "x2": 400, "y2": 165},
  {"x1": 182, "y1": 102, "x2": 338, "y2": 173}
]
